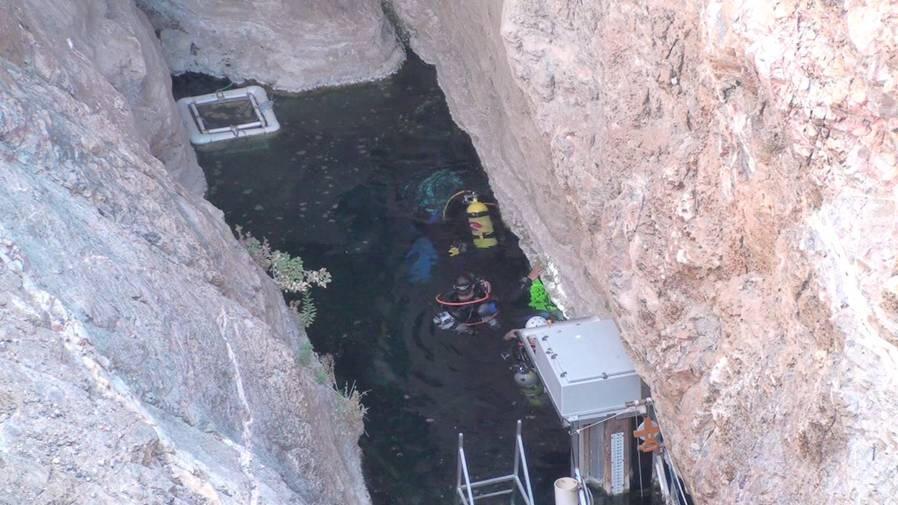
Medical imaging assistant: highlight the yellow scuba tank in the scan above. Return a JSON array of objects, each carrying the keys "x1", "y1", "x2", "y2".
[{"x1": 466, "y1": 196, "x2": 498, "y2": 249}]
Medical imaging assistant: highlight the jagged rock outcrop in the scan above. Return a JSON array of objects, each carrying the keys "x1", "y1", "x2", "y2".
[
  {"x1": 0, "y1": 0, "x2": 204, "y2": 193},
  {"x1": 389, "y1": 1, "x2": 898, "y2": 503},
  {"x1": 138, "y1": 0, "x2": 405, "y2": 92},
  {"x1": 0, "y1": 1, "x2": 370, "y2": 504}
]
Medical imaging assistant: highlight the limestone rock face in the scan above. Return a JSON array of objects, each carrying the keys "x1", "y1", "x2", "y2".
[
  {"x1": 0, "y1": 1, "x2": 369, "y2": 504},
  {"x1": 0, "y1": 0, "x2": 204, "y2": 193},
  {"x1": 138, "y1": 0, "x2": 406, "y2": 92},
  {"x1": 390, "y1": 1, "x2": 898, "y2": 503}
]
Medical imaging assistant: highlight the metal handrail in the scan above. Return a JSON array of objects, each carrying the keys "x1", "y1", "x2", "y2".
[
  {"x1": 457, "y1": 433, "x2": 475, "y2": 505},
  {"x1": 664, "y1": 448, "x2": 689, "y2": 505},
  {"x1": 574, "y1": 467, "x2": 593, "y2": 505},
  {"x1": 515, "y1": 421, "x2": 535, "y2": 503},
  {"x1": 455, "y1": 420, "x2": 536, "y2": 505}
]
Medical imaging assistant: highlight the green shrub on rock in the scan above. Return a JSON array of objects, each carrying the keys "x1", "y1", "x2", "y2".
[{"x1": 235, "y1": 225, "x2": 330, "y2": 328}]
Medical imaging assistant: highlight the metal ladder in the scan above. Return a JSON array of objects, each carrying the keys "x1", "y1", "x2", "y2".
[{"x1": 455, "y1": 420, "x2": 536, "y2": 505}]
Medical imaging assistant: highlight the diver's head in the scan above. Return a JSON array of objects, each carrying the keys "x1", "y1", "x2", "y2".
[
  {"x1": 453, "y1": 274, "x2": 475, "y2": 300},
  {"x1": 525, "y1": 316, "x2": 548, "y2": 329}
]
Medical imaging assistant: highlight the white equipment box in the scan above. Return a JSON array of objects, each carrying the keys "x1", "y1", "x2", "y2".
[{"x1": 520, "y1": 316, "x2": 642, "y2": 423}]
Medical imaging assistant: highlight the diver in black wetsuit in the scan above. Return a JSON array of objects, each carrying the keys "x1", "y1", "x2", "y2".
[{"x1": 432, "y1": 273, "x2": 499, "y2": 333}]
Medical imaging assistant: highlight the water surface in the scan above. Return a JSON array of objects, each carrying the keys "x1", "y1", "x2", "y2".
[{"x1": 176, "y1": 54, "x2": 658, "y2": 505}]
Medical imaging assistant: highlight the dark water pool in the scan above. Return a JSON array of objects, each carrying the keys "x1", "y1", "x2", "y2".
[{"x1": 175, "y1": 54, "x2": 658, "y2": 505}]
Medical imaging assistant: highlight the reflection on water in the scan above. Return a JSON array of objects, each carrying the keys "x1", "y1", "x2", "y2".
[{"x1": 175, "y1": 53, "x2": 657, "y2": 505}]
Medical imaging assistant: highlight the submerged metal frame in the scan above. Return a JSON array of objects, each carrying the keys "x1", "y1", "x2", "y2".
[
  {"x1": 455, "y1": 420, "x2": 536, "y2": 505},
  {"x1": 177, "y1": 85, "x2": 280, "y2": 145}
]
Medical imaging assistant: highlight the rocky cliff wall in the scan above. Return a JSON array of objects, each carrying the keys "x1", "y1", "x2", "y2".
[
  {"x1": 0, "y1": 0, "x2": 205, "y2": 193},
  {"x1": 138, "y1": 0, "x2": 405, "y2": 92},
  {"x1": 0, "y1": 1, "x2": 370, "y2": 504},
  {"x1": 390, "y1": 1, "x2": 898, "y2": 503}
]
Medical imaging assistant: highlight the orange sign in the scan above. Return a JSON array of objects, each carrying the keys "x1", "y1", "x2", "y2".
[{"x1": 633, "y1": 417, "x2": 662, "y2": 453}]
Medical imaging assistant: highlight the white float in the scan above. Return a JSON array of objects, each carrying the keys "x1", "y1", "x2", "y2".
[
  {"x1": 554, "y1": 477, "x2": 579, "y2": 505},
  {"x1": 177, "y1": 85, "x2": 279, "y2": 145}
]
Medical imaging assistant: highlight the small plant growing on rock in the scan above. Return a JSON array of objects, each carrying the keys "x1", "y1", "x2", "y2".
[
  {"x1": 319, "y1": 354, "x2": 368, "y2": 431},
  {"x1": 296, "y1": 340, "x2": 314, "y2": 367},
  {"x1": 289, "y1": 294, "x2": 318, "y2": 329},
  {"x1": 235, "y1": 225, "x2": 272, "y2": 270},
  {"x1": 336, "y1": 382, "x2": 368, "y2": 436},
  {"x1": 270, "y1": 250, "x2": 332, "y2": 294},
  {"x1": 234, "y1": 226, "x2": 367, "y2": 421},
  {"x1": 235, "y1": 225, "x2": 330, "y2": 328}
]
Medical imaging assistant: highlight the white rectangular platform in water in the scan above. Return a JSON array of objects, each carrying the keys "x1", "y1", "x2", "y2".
[
  {"x1": 520, "y1": 316, "x2": 642, "y2": 423},
  {"x1": 177, "y1": 85, "x2": 279, "y2": 145}
]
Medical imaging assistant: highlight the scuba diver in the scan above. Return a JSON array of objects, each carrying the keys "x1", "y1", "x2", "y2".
[
  {"x1": 510, "y1": 315, "x2": 550, "y2": 407},
  {"x1": 499, "y1": 269, "x2": 562, "y2": 407},
  {"x1": 432, "y1": 273, "x2": 500, "y2": 333},
  {"x1": 502, "y1": 265, "x2": 563, "y2": 330},
  {"x1": 442, "y1": 190, "x2": 499, "y2": 254}
]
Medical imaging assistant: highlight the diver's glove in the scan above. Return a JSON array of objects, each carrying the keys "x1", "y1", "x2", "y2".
[
  {"x1": 448, "y1": 241, "x2": 468, "y2": 257},
  {"x1": 433, "y1": 311, "x2": 457, "y2": 330},
  {"x1": 454, "y1": 323, "x2": 473, "y2": 335}
]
